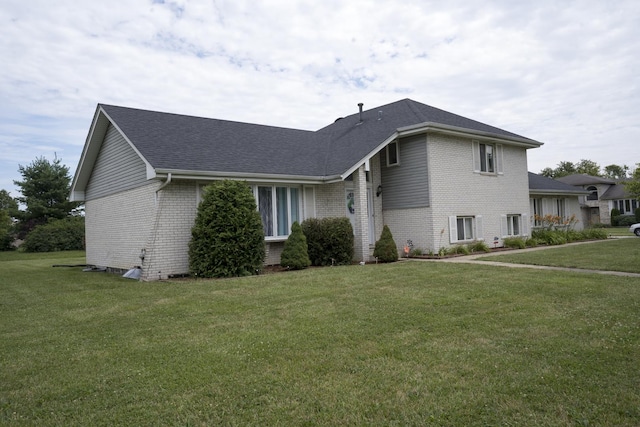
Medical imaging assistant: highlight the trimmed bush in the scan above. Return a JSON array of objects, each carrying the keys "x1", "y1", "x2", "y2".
[
  {"x1": 280, "y1": 221, "x2": 311, "y2": 270},
  {"x1": 301, "y1": 217, "x2": 354, "y2": 266},
  {"x1": 610, "y1": 208, "x2": 621, "y2": 226},
  {"x1": 373, "y1": 225, "x2": 398, "y2": 262},
  {"x1": 189, "y1": 180, "x2": 265, "y2": 278},
  {"x1": 614, "y1": 215, "x2": 637, "y2": 227},
  {"x1": 22, "y1": 216, "x2": 85, "y2": 252},
  {"x1": 635, "y1": 207, "x2": 640, "y2": 222}
]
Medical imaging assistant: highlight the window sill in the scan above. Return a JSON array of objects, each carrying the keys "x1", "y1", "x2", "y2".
[{"x1": 265, "y1": 237, "x2": 288, "y2": 243}]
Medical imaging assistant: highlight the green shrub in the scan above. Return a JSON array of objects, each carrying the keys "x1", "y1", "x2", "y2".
[
  {"x1": 614, "y1": 215, "x2": 637, "y2": 227},
  {"x1": 451, "y1": 244, "x2": 470, "y2": 255},
  {"x1": 635, "y1": 207, "x2": 640, "y2": 222},
  {"x1": 189, "y1": 180, "x2": 265, "y2": 278},
  {"x1": 468, "y1": 240, "x2": 490, "y2": 253},
  {"x1": 590, "y1": 222, "x2": 607, "y2": 228},
  {"x1": 280, "y1": 222, "x2": 311, "y2": 270},
  {"x1": 301, "y1": 217, "x2": 354, "y2": 266},
  {"x1": 409, "y1": 247, "x2": 424, "y2": 257},
  {"x1": 373, "y1": 225, "x2": 398, "y2": 262},
  {"x1": 503, "y1": 237, "x2": 526, "y2": 249},
  {"x1": 525, "y1": 237, "x2": 540, "y2": 247},
  {"x1": 610, "y1": 208, "x2": 621, "y2": 226},
  {"x1": 22, "y1": 216, "x2": 85, "y2": 252},
  {"x1": 531, "y1": 229, "x2": 567, "y2": 246},
  {"x1": 579, "y1": 228, "x2": 608, "y2": 240}
]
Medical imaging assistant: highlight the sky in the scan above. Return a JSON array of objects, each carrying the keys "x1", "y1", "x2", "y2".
[{"x1": 1, "y1": 0, "x2": 639, "y2": 198}]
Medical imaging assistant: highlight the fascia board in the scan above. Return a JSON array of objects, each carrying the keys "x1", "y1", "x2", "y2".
[
  {"x1": 529, "y1": 189, "x2": 590, "y2": 196},
  {"x1": 398, "y1": 122, "x2": 544, "y2": 148},
  {"x1": 153, "y1": 168, "x2": 338, "y2": 185}
]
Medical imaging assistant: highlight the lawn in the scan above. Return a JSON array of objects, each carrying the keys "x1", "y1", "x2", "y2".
[
  {"x1": 479, "y1": 238, "x2": 640, "y2": 273},
  {"x1": 1, "y1": 251, "x2": 640, "y2": 426}
]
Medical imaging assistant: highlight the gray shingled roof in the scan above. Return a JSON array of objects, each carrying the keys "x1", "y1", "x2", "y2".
[
  {"x1": 556, "y1": 174, "x2": 616, "y2": 186},
  {"x1": 528, "y1": 172, "x2": 589, "y2": 194},
  {"x1": 101, "y1": 98, "x2": 541, "y2": 179}
]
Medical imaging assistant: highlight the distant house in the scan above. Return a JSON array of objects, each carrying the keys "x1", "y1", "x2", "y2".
[
  {"x1": 70, "y1": 99, "x2": 542, "y2": 280},
  {"x1": 557, "y1": 174, "x2": 638, "y2": 225},
  {"x1": 528, "y1": 172, "x2": 588, "y2": 230}
]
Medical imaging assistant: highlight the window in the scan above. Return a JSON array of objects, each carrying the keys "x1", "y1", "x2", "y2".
[
  {"x1": 449, "y1": 215, "x2": 483, "y2": 243},
  {"x1": 555, "y1": 198, "x2": 565, "y2": 219},
  {"x1": 531, "y1": 198, "x2": 542, "y2": 226},
  {"x1": 479, "y1": 143, "x2": 494, "y2": 173},
  {"x1": 507, "y1": 215, "x2": 520, "y2": 236},
  {"x1": 255, "y1": 186, "x2": 300, "y2": 238},
  {"x1": 473, "y1": 141, "x2": 502, "y2": 174},
  {"x1": 586, "y1": 186, "x2": 598, "y2": 201},
  {"x1": 386, "y1": 141, "x2": 399, "y2": 166}
]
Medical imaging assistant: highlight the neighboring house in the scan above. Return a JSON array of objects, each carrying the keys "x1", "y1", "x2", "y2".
[
  {"x1": 528, "y1": 172, "x2": 588, "y2": 230},
  {"x1": 557, "y1": 174, "x2": 638, "y2": 225},
  {"x1": 70, "y1": 99, "x2": 542, "y2": 280}
]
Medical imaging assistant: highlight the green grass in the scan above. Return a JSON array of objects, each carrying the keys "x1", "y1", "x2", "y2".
[
  {"x1": 2, "y1": 251, "x2": 640, "y2": 425},
  {"x1": 603, "y1": 226, "x2": 637, "y2": 237},
  {"x1": 479, "y1": 238, "x2": 640, "y2": 273}
]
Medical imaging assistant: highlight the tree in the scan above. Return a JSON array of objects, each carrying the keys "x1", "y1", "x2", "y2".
[
  {"x1": 603, "y1": 164, "x2": 629, "y2": 180},
  {"x1": 373, "y1": 224, "x2": 398, "y2": 262},
  {"x1": 624, "y1": 164, "x2": 640, "y2": 201},
  {"x1": 575, "y1": 159, "x2": 601, "y2": 177},
  {"x1": 280, "y1": 221, "x2": 311, "y2": 270},
  {"x1": 0, "y1": 190, "x2": 19, "y2": 251},
  {"x1": 13, "y1": 156, "x2": 79, "y2": 234},
  {"x1": 539, "y1": 159, "x2": 601, "y2": 178},
  {"x1": 189, "y1": 180, "x2": 265, "y2": 278}
]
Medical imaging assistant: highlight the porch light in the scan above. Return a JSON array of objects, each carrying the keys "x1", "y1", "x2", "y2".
[{"x1": 376, "y1": 185, "x2": 383, "y2": 197}]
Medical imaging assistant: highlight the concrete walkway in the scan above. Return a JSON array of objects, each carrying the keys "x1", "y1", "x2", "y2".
[{"x1": 410, "y1": 239, "x2": 640, "y2": 278}]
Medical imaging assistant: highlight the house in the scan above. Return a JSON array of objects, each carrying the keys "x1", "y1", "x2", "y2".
[
  {"x1": 70, "y1": 99, "x2": 543, "y2": 280},
  {"x1": 528, "y1": 172, "x2": 588, "y2": 229},
  {"x1": 557, "y1": 174, "x2": 638, "y2": 225}
]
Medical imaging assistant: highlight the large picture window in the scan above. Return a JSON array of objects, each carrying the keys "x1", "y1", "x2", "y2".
[{"x1": 255, "y1": 186, "x2": 300, "y2": 238}]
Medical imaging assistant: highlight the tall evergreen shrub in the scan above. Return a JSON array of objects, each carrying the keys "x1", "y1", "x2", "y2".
[
  {"x1": 280, "y1": 221, "x2": 311, "y2": 270},
  {"x1": 373, "y1": 224, "x2": 398, "y2": 262},
  {"x1": 301, "y1": 217, "x2": 353, "y2": 266},
  {"x1": 610, "y1": 208, "x2": 620, "y2": 226},
  {"x1": 189, "y1": 180, "x2": 265, "y2": 278}
]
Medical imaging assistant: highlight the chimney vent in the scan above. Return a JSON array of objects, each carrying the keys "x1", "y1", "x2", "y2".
[{"x1": 358, "y1": 103, "x2": 364, "y2": 123}]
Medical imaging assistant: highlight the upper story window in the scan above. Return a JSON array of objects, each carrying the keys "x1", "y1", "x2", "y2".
[
  {"x1": 255, "y1": 185, "x2": 300, "y2": 239},
  {"x1": 472, "y1": 141, "x2": 503, "y2": 174},
  {"x1": 586, "y1": 186, "x2": 598, "y2": 201},
  {"x1": 386, "y1": 141, "x2": 399, "y2": 166}
]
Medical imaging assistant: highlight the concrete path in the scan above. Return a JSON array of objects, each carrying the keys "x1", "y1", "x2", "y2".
[{"x1": 409, "y1": 239, "x2": 640, "y2": 278}]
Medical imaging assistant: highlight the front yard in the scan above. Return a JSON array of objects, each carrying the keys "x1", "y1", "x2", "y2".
[{"x1": 1, "y1": 248, "x2": 639, "y2": 426}]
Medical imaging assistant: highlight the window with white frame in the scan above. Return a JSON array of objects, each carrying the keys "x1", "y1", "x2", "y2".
[
  {"x1": 555, "y1": 198, "x2": 565, "y2": 219},
  {"x1": 386, "y1": 140, "x2": 399, "y2": 166},
  {"x1": 532, "y1": 198, "x2": 543, "y2": 226},
  {"x1": 255, "y1": 185, "x2": 300, "y2": 238},
  {"x1": 506, "y1": 214, "x2": 520, "y2": 236},
  {"x1": 449, "y1": 215, "x2": 483, "y2": 243},
  {"x1": 473, "y1": 141, "x2": 503, "y2": 174}
]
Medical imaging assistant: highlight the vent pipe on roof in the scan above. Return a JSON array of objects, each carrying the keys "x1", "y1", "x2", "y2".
[{"x1": 358, "y1": 103, "x2": 364, "y2": 123}]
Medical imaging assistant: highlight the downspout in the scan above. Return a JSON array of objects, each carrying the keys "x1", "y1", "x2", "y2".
[
  {"x1": 156, "y1": 173, "x2": 172, "y2": 199},
  {"x1": 143, "y1": 173, "x2": 172, "y2": 280}
]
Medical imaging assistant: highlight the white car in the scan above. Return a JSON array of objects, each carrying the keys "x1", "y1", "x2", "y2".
[{"x1": 631, "y1": 223, "x2": 640, "y2": 237}]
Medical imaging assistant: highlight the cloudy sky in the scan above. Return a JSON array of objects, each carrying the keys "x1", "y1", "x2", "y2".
[{"x1": 1, "y1": 0, "x2": 639, "y2": 197}]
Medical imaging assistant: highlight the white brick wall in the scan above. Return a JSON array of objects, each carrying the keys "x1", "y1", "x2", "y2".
[
  {"x1": 378, "y1": 134, "x2": 532, "y2": 254},
  {"x1": 86, "y1": 180, "x2": 198, "y2": 280}
]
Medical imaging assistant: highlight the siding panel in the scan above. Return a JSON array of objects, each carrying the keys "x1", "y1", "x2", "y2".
[
  {"x1": 380, "y1": 134, "x2": 429, "y2": 209},
  {"x1": 85, "y1": 124, "x2": 148, "y2": 200}
]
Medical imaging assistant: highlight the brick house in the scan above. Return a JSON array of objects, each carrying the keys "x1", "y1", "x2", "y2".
[
  {"x1": 557, "y1": 174, "x2": 638, "y2": 225},
  {"x1": 70, "y1": 99, "x2": 542, "y2": 280},
  {"x1": 528, "y1": 172, "x2": 588, "y2": 229}
]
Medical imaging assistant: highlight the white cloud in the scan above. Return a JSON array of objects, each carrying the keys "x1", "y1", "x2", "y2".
[{"x1": 1, "y1": 0, "x2": 639, "y2": 195}]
